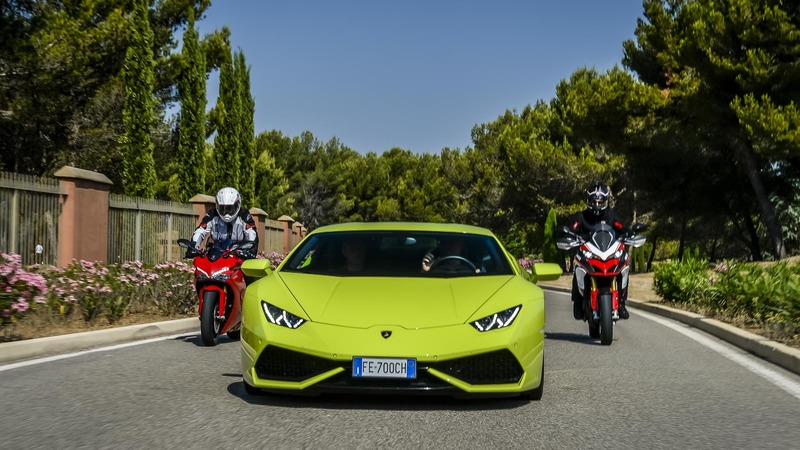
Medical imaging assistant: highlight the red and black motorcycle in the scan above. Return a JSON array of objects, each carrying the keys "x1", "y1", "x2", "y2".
[
  {"x1": 178, "y1": 238, "x2": 255, "y2": 346},
  {"x1": 557, "y1": 223, "x2": 646, "y2": 345}
]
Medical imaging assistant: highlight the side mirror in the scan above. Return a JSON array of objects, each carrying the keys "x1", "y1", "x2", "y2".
[
  {"x1": 530, "y1": 262, "x2": 563, "y2": 283},
  {"x1": 178, "y1": 239, "x2": 199, "y2": 258},
  {"x1": 241, "y1": 258, "x2": 272, "y2": 279},
  {"x1": 631, "y1": 223, "x2": 647, "y2": 233},
  {"x1": 560, "y1": 225, "x2": 571, "y2": 235}
]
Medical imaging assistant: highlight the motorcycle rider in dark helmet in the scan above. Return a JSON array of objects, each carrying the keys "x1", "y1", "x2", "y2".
[
  {"x1": 565, "y1": 182, "x2": 630, "y2": 320},
  {"x1": 191, "y1": 187, "x2": 258, "y2": 258}
]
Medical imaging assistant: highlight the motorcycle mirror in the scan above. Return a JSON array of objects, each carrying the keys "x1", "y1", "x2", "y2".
[
  {"x1": 560, "y1": 225, "x2": 571, "y2": 234},
  {"x1": 631, "y1": 223, "x2": 647, "y2": 233},
  {"x1": 556, "y1": 238, "x2": 578, "y2": 251},
  {"x1": 177, "y1": 239, "x2": 193, "y2": 249},
  {"x1": 624, "y1": 235, "x2": 647, "y2": 248}
]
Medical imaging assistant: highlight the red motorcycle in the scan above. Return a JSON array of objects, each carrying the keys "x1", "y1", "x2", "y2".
[
  {"x1": 557, "y1": 223, "x2": 646, "y2": 345},
  {"x1": 178, "y1": 238, "x2": 255, "y2": 346}
]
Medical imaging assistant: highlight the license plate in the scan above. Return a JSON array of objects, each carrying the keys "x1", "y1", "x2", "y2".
[{"x1": 352, "y1": 357, "x2": 417, "y2": 379}]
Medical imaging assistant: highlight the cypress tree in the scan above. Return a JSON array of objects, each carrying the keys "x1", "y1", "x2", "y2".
[
  {"x1": 121, "y1": 0, "x2": 157, "y2": 198},
  {"x1": 176, "y1": 9, "x2": 206, "y2": 202},
  {"x1": 212, "y1": 50, "x2": 240, "y2": 193},
  {"x1": 236, "y1": 51, "x2": 256, "y2": 208},
  {"x1": 543, "y1": 208, "x2": 563, "y2": 270}
]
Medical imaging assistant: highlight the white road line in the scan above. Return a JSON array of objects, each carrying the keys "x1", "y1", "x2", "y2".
[
  {"x1": 0, "y1": 332, "x2": 199, "y2": 373},
  {"x1": 636, "y1": 310, "x2": 800, "y2": 400}
]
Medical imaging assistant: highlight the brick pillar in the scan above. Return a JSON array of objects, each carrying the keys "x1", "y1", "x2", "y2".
[
  {"x1": 188, "y1": 194, "x2": 215, "y2": 223},
  {"x1": 292, "y1": 222, "x2": 305, "y2": 248},
  {"x1": 249, "y1": 207, "x2": 268, "y2": 256},
  {"x1": 277, "y1": 215, "x2": 295, "y2": 254},
  {"x1": 54, "y1": 166, "x2": 113, "y2": 267}
]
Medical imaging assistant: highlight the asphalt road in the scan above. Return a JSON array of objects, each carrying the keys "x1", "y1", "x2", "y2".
[{"x1": 2, "y1": 290, "x2": 799, "y2": 450}]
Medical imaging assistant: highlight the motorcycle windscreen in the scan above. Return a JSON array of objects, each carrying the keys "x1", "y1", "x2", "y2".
[
  {"x1": 590, "y1": 229, "x2": 614, "y2": 252},
  {"x1": 207, "y1": 237, "x2": 232, "y2": 262}
]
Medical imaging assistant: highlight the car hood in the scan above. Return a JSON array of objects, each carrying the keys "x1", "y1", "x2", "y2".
[{"x1": 278, "y1": 273, "x2": 514, "y2": 328}]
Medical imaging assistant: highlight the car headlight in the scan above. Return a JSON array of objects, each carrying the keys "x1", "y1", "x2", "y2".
[
  {"x1": 261, "y1": 301, "x2": 306, "y2": 329},
  {"x1": 471, "y1": 305, "x2": 521, "y2": 331}
]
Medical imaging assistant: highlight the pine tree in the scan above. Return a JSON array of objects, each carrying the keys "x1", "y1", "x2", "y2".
[
  {"x1": 121, "y1": 0, "x2": 157, "y2": 198},
  {"x1": 176, "y1": 9, "x2": 206, "y2": 202}
]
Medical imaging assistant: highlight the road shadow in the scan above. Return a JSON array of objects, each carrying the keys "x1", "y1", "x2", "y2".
[
  {"x1": 173, "y1": 333, "x2": 240, "y2": 347},
  {"x1": 545, "y1": 331, "x2": 599, "y2": 346},
  {"x1": 225, "y1": 380, "x2": 533, "y2": 412}
]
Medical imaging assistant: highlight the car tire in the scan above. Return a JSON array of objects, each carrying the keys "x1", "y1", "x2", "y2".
[
  {"x1": 243, "y1": 380, "x2": 262, "y2": 396},
  {"x1": 521, "y1": 363, "x2": 544, "y2": 401}
]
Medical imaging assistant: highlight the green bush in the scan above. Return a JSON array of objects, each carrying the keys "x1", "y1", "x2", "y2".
[
  {"x1": 653, "y1": 255, "x2": 709, "y2": 303},
  {"x1": 654, "y1": 256, "x2": 800, "y2": 341}
]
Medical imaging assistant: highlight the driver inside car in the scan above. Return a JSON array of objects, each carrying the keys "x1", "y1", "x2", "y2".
[{"x1": 421, "y1": 237, "x2": 482, "y2": 273}]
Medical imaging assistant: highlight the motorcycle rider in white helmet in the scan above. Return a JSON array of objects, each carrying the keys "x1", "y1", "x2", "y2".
[{"x1": 191, "y1": 187, "x2": 258, "y2": 257}]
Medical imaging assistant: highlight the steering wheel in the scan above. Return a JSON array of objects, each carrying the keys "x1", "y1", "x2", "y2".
[{"x1": 429, "y1": 255, "x2": 478, "y2": 272}]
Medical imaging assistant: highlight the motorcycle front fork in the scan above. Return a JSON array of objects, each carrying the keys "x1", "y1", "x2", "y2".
[{"x1": 589, "y1": 277, "x2": 620, "y2": 320}]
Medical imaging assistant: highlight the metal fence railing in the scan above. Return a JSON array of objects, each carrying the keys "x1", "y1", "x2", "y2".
[
  {"x1": 108, "y1": 195, "x2": 198, "y2": 265},
  {"x1": 0, "y1": 171, "x2": 62, "y2": 266}
]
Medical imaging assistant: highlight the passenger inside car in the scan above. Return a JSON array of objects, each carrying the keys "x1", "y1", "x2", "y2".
[{"x1": 339, "y1": 237, "x2": 368, "y2": 272}]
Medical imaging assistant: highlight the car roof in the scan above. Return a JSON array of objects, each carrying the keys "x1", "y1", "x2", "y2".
[{"x1": 307, "y1": 222, "x2": 497, "y2": 237}]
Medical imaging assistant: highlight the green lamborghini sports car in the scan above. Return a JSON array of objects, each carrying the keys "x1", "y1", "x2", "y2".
[{"x1": 240, "y1": 222, "x2": 562, "y2": 400}]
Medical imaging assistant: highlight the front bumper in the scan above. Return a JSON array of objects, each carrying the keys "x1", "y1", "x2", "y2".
[{"x1": 241, "y1": 311, "x2": 544, "y2": 397}]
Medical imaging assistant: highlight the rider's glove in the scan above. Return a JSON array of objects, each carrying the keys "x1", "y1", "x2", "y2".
[{"x1": 421, "y1": 252, "x2": 435, "y2": 272}]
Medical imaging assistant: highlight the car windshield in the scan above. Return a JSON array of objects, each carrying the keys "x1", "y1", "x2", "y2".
[{"x1": 280, "y1": 231, "x2": 514, "y2": 277}]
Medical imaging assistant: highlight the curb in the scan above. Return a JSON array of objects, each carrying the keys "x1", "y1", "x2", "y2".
[
  {"x1": 0, "y1": 318, "x2": 198, "y2": 365},
  {"x1": 539, "y1": 284, "x2": 800, "y2": 376}
]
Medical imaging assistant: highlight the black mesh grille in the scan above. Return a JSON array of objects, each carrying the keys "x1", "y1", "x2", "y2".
[
  {"x1": 254, "y1": 346, "x2": 341, "y2": 381},
  {"x1": 431, "y1": 349, "x2": 523, "y2": 385}
]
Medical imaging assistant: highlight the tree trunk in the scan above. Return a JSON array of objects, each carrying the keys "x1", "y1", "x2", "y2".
[
  {"x1": 647, "y1": 234, "x2": 658, "y2": 272},
  {"x1": 677, "y1": 208, "x2": 687, "y2": 262},
  {"x1": 730, "y1": 137, "x2": 786, "y2": 259},
  {"x1": 744, "y1": 213, "x2": 762, "y2": 261}
]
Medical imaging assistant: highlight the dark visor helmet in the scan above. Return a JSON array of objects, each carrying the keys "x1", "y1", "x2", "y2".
[
  {"x1": 215, "y1": 187, "x2": 242, "y2": 223},
  {"x1": 586, "y1": 183, "x2": 610, "y2": 215}
]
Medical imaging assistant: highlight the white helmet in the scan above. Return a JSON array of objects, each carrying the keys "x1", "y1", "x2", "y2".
[{"x1": 215, "y1": 187, "x2": 241, "y2": 223}]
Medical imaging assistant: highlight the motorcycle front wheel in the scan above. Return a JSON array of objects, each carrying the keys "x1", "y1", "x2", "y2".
[
  {"x1": 599, "y1": 293, "x2": 613, "y2": 345},
  {"x1": 200, "y1": 291, "x2": 221, "y2": 346}
]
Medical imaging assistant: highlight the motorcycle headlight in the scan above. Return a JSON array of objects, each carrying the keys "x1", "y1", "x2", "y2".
[
  {"x1": 613, "y1": 243, "x2": 625, "y2": 259},
  {"x1": 194, "y1": 268, "x2": 209, "y2": 281},
  {"x1": 210, "y1": 268, "x2": 230, "y2": 281},
  {"x1": 261, "y1": 301, "x2": 306, "y2": 329},
  {"x1": 471, "y1": 305, "x2": 521, "y2": 332}
]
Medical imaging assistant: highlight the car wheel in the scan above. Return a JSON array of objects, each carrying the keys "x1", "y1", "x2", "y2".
[
  {"x1": 520, "y1": 363, "x2": 544, "y2": 401},
  {"x1": 243, "y1": 380, "x2": 262, "y2": 396}
]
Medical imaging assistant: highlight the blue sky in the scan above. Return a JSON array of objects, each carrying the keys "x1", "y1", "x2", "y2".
[{"x1": 195, "y1": 1, "x2": 645, "y2": 154}]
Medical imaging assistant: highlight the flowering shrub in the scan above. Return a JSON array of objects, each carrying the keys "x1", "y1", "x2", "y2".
[
  {"x1": 0, "y1": 253, "x2": 48, "y2": 327},
  {"x1": 265, "y1": 252, "x2": 286, "y2": 270},
  {"x1": 20, "y1": 257, "x2": 196, "y2": 328},
  {"x1": 517, "y1": 257, "x2": 543, "y2": 272}
]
